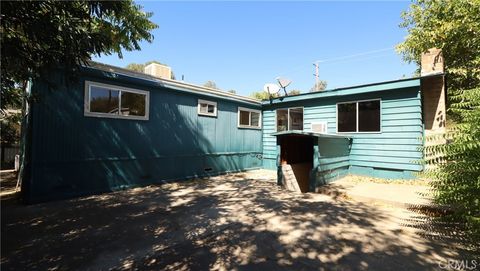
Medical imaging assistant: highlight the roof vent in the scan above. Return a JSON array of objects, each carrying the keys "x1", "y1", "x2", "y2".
[
  {"x1": 144, "y1": 63, "x2": 172, "y2": 79},
  {"x1": 421, "y1": 48, "x2": 444, "y2": 76}
]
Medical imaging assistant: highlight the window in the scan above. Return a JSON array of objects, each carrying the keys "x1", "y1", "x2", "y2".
[
  {"x1": 337, "y1": 99, "x2": 380, "y2": 133},
  {"x1": 276, "y1": 107, "x2": 304, "y2": 131},
  {"x1": 198, "y1": 99, "x2": 217, "y2": 117},
  {"x1": 238, "y1": 107, "x2": 261, "y2": 129},
  {"x1": 85, "y1": 81, "x2": 149, "y2": 120}
]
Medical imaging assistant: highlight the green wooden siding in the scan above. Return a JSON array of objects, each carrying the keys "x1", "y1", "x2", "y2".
[
  {"x1": 262, "y1": 85, "x2": 423, "y2": 180},
  {"x1": 24, "y1": 69, "x2": 262, "y2": 202}
]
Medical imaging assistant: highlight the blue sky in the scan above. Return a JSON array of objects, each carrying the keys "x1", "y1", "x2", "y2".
[{"x1": 94, "y1": 1, "x2": 416, "y2": 96}]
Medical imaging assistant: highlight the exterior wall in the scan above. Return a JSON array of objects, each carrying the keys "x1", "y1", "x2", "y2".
[
  {"x1": 262, "y1": 85, "x2": 423, "y2": 180},
  {"x1": 24, "y1": 69, "x2": 262, "y2": 202},
  {"x1": 422, "y1": 76, "x2": 446, "y2": 135}
]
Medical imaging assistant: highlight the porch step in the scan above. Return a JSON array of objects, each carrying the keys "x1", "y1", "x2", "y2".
[{"x1": 281, "y1": 164, "x2": 302, "y2": 193}]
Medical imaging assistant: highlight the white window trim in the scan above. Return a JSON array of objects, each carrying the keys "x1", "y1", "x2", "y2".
[
  {"x1": 238, "y1": 107, "x2": 262, "y2": 129},
  {"x1": 275, "y1": 107, "x2": 304, "y2": 132},
  {"x1": 84, "y1": 81, "x2": 150, "y2": 120},
  {"x1": 197, "y1": 99, "x2": 217, "y2": 117},
  {"x1": 336, "y1": 98, "x2": 381, "y2": 134}
]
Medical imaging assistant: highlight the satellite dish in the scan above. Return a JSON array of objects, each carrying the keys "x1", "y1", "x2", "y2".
[
  {"x1": 276, "y1": 77, "x2": 292, "y2": 88},
  {"x1": 263, "y1": 83, "x2": 280, "y2": 94}
]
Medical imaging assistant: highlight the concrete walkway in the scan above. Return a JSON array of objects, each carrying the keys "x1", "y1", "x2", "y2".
[
  {"x1": 1, "y1": 170, "x2": 469, "y2": 270},
  {"x1": 318, "y1": 176, "x2": 433, "y2": 209}
]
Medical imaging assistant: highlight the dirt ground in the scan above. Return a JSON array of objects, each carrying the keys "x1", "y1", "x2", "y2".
[{"x1": 0, "y1": 170, "x2": 472, "y2": 270}]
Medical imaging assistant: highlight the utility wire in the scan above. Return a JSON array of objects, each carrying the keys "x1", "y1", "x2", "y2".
[
  {"x1": 276, "y1": 46, "x2": 395, "y2": 78},
  {"x1": 315, "y1": 47, "x2": 394, "y2": 63}
]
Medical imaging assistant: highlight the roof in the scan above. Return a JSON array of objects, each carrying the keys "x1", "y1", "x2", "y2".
[
  {"x1": 271, "y1": 130, "x2": 351, "y2": 139},
  {"x1": 262, "y1": 73, "x2": 444, "y2": 105},
  {"x1": 85, "y1": 61, "x2": 262, "y2": 106}
]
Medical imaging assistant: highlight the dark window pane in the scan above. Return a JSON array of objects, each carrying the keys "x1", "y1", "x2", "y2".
[
  {"x1": 240, "y1": 110, "x2": 250, "y2": 125},
  {"x1": 289, "y1": 108, "x2": 303, "y2": 130},
  {"x1": 121, "y1": 92, "x2": 146, "y2": 116},
  {"x1": 251, "y1": 112, "x2": 260, "y2": 127},
  {"x1": 90, "y1": 86, "x2": 119, "y2": 114},
  {"x1": 276, "y1": 109, "x2": 288, "y2": 131},
  {"x1": 358, "y1": 100, "x2": 380, "y2": 132},
  {"x1": 207, "y1": 104, "x2": 215, "y2": 114},
  {"x1": 338, "y1": 103, "x2": 357, "y2": 132}
]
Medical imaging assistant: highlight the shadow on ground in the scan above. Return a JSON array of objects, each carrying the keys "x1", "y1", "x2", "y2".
[{"x1": 0, "y1": 170, "x2": 470, "y2": 270}]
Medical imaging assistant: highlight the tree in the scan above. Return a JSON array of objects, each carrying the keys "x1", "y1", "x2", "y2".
[
  {"x1": 203, "y1": 81, "x2": 218, "y2": 89},
  {"x1": 250, "y1": 91, "x2": 269, "y2": 100},
  {"x1": 424, "y1": 88, "x2": 480, "y2": 248},
  {"x1": 125, "y1": 61, "x2": 176, "y2": 79},
  {"x1": 397, "y1": 0, "x2": 480, "y2": 91},
  {"x1": 310, "y1": 81, "x2": 328, "y2": 92},
  {"x1": 398, "y1": 0, "x2": 480, "y2": 247},
  {"x1": 288, "y1": 90, "x2": 302, "y2": 95},
  {"x1": 227, "y1": 90, "x2": 237, "y2": 94},
  {"x1": 1, "y1": 0, "x2": 158, "y2": 110}
]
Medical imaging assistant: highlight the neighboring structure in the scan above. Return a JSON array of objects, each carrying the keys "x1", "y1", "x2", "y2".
[{"x1": 20, "y1": 50, "x2": 446, "y2": 202}]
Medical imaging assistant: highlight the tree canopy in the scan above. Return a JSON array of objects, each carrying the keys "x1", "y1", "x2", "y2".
[
  {"x1": 310, "y1": 81, "x2": 328, "y2": 92},
  {"x1": 125, "y1": 61, "x2": 176, "y2": 79},
  {"x1": 1, "y1": 0, "x2": 158, "y2": 109},
  {"x1": 397, "y1": 0, "x2": 480, "y2": 90},
  {"x1": 203, "y1": 81, "x2": 218, "y2": 89},
  {"x1": 398, "y1": 0, "x2": 480, "y2": 247}
]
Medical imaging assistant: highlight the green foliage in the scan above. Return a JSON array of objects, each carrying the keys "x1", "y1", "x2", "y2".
[
  {"x1": 125, "y1": 63, "x2": 146, "y2": 73},
  {"x1": 0, "y1": 111, "x2": 22, "y2": 146},
  {"x1": 227, "y1": 90, "x2": 237, "y2": 94},
  {"x1": 397, "y1": 0, "x2": 480, "y2": 90},
  {"x1": 1, "y1": 0, "x2": 158, "y2": 109},
  {"x1": 424, "y1": 88, "x2": 480, "y2": 246},
  {"x1": 203, "y1": 81, "x2": 219, "y2": 89},
  {"x1": 310, "y1": 81, "x2": 328, "y2": 92},
  {"x1": 125, "y1": 60, "x2": 176, "y2": 79},
  {"x1": 250, "y1": 91, "x2": 274, "y2": 100},
  {"x1": 288, "y1": 90, "x2": 302, "y2": 95}
]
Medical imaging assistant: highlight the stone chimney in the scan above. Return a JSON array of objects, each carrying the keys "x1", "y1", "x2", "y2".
[
  {"x1": 144, "y1": 63, "x2": 172, "y2": 80},
  {"x1": 421, "y1": 48, "x2": 444, "y2": 76}
]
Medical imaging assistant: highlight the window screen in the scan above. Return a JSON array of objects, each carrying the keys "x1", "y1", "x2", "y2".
[
  {"x1": 121, "y1": 92, "x2": 146, "y2": 116},
  {"x1": 276, "y1": 109, "x2": 288, "y2": 131},
  {"x1": 238, "y1": 107, "x2": 261, "y2": 128}
]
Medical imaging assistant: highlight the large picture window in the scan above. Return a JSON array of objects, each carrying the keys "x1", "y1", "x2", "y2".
[
  {"x1": 85, "y1": 81, "x2": 149, "y2": 120},
  {"x1": 276, "y1": 107, "x2": 304, "y2": 131},
  {"x1": 337, "y1": 99, "x2": 380, "y2": 133},
  {"x1": 238, "y1": 107, "x2": 261, "y2": 129}
]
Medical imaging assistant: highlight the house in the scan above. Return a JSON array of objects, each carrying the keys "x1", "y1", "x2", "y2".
[{"x1": 19, "y1": 49, "x2": 445, "y2": 202}]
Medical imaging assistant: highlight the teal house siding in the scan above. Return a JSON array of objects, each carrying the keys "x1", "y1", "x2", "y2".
[
  {"x1": 23, "y1": 67, "x2": 262, "y2": 202},
  {"x1": 261, "y1": 78, "x2": 424, "y2": 185}
]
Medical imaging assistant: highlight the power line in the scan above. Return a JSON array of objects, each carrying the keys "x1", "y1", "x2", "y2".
[{"x1": 315, "y1": 47, "x2": 394, "y2": 63}]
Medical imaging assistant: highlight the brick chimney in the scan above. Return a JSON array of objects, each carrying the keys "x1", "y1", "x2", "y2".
[
  {"x1": 421, "y1": 48, "x2": 444, "y2": 76},
  {"x1": 144, "y1": 63, "x2": 172, "y2": 80}
]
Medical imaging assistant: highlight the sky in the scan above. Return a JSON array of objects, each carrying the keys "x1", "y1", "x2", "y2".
[{"x1": 94, "y1": 1, "x2": 416, "y2": 96}]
